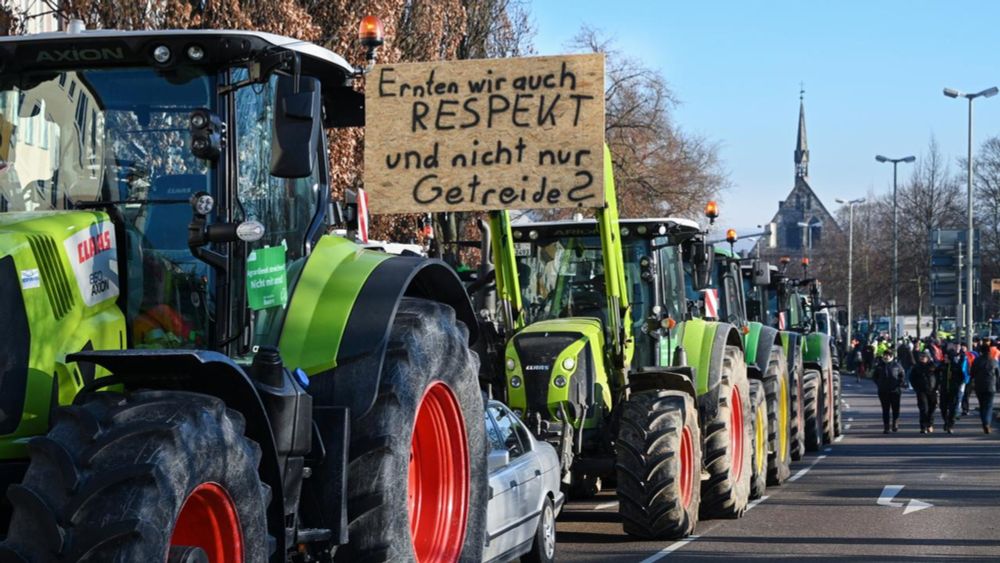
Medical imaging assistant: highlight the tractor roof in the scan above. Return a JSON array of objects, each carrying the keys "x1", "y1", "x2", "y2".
[
  {"x1": 0, "y1": 28, "x2": 363, "y2": 126},
  {"x1": 511, "y1": 216, "x2": 701, "y2": 235}
]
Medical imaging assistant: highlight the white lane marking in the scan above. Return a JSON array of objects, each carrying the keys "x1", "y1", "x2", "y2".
[
  {"x1": 788, "y1": 454, "x2": 827, "y2": 482},
  {"x1": 904, "y1": 498, "x2": 933, "y2": 515},
  {"x1": 746, "y1": 494, "x2": 770, "y2": 511},
  {"x1": 592, "y1": 501, "x2": 617, "y2": 510},
  {"x1": 835, "y1": 435, "x2": 845, "y2": 443},
  {"x1": 877, "y1": 485, "x2": 905, "y2": 507},
  {"x1": 639, "y1": 535, "x2": 701, "y2": 562}
]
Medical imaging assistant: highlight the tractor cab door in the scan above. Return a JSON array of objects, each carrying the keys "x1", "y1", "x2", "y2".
[{"x1": 228, "y1": 71, "x2": 327, "y2": 351}]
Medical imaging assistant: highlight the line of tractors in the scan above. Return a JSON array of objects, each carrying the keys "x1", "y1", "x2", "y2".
[{"x1": 0, "y1": 17, "x2": 842, "y2": 563}]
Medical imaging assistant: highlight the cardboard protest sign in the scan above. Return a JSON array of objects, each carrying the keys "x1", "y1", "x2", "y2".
[{"x1": 364, "y1": 53, "x2": 605, "y2": 214}]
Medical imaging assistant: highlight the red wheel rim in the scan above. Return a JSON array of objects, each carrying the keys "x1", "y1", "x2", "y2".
[
  {"x1": 169, "y1": 482, "x2": 242, "y2": 563},
  {"x1": 679, "y1": 426, "x2": 694, "y2": 508},
  {"x1": 730, "y1": 387, "x2": 745, "y2": 481},
  {"x1": 408, "y1": 381, "x2": 469, "y2": 562}
]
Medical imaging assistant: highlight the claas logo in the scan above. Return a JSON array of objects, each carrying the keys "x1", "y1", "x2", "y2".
[{"x1": 77, "y1": 230, "x2": 112, "y2": 263}]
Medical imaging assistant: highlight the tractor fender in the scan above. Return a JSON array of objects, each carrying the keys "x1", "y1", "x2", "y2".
[
  {"x1": 66, "y1": 349, "x2": 287, "y2": 559},
  {"x1": 802, "y1": 332, "x2": 833, "y2": 375},
  {"x1": 629, "y1": 366, "x2": 697, "y2": 399},
  {"x1": 745, "y1": 323, "x2": 780, "y2": 380},
  {"x1": 685, "y1": 321, "x2": 743, "y2": 424},
  {"x1": 298, "y1": 253, "x2": 478, "y2": 419}
]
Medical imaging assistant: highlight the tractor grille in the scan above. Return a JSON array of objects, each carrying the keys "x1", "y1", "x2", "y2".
[
  {"x1": 513, "y1": 332, "x2": 581, "y2": 416},
  {"x1": 26, "y1": 234, "x2": 75, "y2": 319}
]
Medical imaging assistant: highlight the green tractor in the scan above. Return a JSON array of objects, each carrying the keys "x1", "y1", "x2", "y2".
[
  {"x1": 0, "y1": 22, "x2": 488, "y2": 562},
  {"x1": 740, "y1": 260, "x2": 808, "y2": 462},
  {"x1": 705, "y1": 243, "x2": 795, "y2": 492},
  {"x1": 774, "y1": 269, "x2": 838, "y2": 450},
  {"x1": 486, "y1": 168, "x2": 753, "y2": 539}
]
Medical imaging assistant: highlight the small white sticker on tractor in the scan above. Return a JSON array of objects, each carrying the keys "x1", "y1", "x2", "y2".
[
  {"x1": 63, "y1": 222, "x2": 120, "y2": 307},
  {"x1": 20, "y1": 269, "x2": 40, "y2": 289}
]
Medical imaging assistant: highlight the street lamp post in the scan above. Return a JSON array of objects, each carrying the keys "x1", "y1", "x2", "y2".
[
  {"x1": 876, "y1": 155, "x2": 916, "y2": 345},
  {"x1": 836, "y1": 197, "x2": 866, "y2": 351},
  {"x1": 944, "y1": 85, "x2": 998, "y2": 347}
]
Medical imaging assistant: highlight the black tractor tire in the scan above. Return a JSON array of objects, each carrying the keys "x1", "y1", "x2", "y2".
[
  {"x1": 788, "y1": 355, "x2": 806, "y2": 462},
  {"x1": 833, "y1": 371, "x2": 843, "y2": 437},
  {"x1": 700, "y1": 345, "x2": 752, "y2": 519},
  {"x1": 333, "y1": 298, "x2": 487, "y2": 562},
  {"x1": 764, "y1": 348, "x2": 792, "y2": 486},
  {"x1": 749, "y1": 379, "x2": 768, "y2": 500},
  {"x1": 523, "y1": 496, "x2": 556, "y2": 563},
  {"x1": 821, "y1": 367, "x2": 835, "y2": 445},
  {"x1": 803, "y1": 369, "x2": 824, "y2": 452},
  {"x1": 616, "y1": 389, "x2": 701, "y2": 539},
  {"x1": 0, "y1": 391, "x2": 270, "y2": 563}
]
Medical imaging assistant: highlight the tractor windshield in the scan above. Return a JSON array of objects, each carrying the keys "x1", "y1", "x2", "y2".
[
  {"x1": 0, "y1": 67, "x2": 213, "y2": 212},
  {"x1": 515, "y1": 234, "x2": 607, "y2": 325},
  {"x1": 0, "y1": 67, "x2": 217, "y2": 347}
]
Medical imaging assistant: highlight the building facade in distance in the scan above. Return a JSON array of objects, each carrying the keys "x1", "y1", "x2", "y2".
[{"x1": 754, "y1": 93, "x2": 843, "y2": 267}]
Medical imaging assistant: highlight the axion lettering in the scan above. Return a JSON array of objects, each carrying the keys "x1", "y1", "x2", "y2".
[{"x1": 36, "y1": 47, "x2": 126, "y2": 63}]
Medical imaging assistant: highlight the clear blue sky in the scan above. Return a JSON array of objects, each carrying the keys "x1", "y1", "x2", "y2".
[{"x1": 530, "y1": 0, "x2": 1000, "y2": 234}]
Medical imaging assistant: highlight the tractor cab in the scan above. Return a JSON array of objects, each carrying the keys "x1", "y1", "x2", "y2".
[{"x1": 0, "y1": 28, "x2": 362, "y2": 355}]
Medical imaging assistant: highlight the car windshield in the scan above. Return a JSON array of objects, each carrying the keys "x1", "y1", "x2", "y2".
[
  {"x1": 515, "y1": 233, "x2": 607, "y2": 324},
  {"x1": 938, "y1": 319, "x2": 956, "y2": 333}
]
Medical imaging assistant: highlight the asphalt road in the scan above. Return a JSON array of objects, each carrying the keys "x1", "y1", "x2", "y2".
[{"x1": 555, "y1": 377, "x2": 1000, "y2": 561}]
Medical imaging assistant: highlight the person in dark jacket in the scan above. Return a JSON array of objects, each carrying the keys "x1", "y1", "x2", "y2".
[
  {"x1": 897, "y1": 339, "x2": 915, "y2": 382},
  {"x1": 910, "y1": 350, "x2": 938, "y2": 434},
  {"x1": 873, "y1": 349, "x2": 906, "y2": 433},
  {"x1": 939, "y1": 348, "x2": 964, "y2": 433},
  {"x1": 971, "y1": 343, "x2": 998, "y2": 434}
]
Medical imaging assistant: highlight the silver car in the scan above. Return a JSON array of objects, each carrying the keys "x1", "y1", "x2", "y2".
[{"x1": 483, "y1": 400, "x2": 564, "y2": 563}]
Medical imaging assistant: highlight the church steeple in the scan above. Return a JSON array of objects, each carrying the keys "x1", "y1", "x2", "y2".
[{"x1": 795, "y1": 88, "x2": 809, "y2": 181}]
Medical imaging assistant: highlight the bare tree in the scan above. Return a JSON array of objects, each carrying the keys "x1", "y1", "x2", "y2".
[{"x1": 568, "y1": 26, "x2": 728, "y2": 219}]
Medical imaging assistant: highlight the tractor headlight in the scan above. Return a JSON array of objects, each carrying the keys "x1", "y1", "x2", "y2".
[
  {"x1": 510, "y1": 375, "x2": 522, "y2": 388},
  {"x1": 152, "y1": 45, "x2": 172, "y2": 64},
  {"x1": 553, "y1": 375, "x2": 567, "y2": 388},
  {"x1": 506, "y1": 358, "x2": 516, "y2": 371},
  {"x1": 187, "y1": 44, "x2": 205, "y2": 61},
  {"x1": 561, "y1": 357, "x2": 576, "y2": 371}
]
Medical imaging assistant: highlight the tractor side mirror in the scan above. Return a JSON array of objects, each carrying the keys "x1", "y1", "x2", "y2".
[
  {"x1": 270, "y1": 75, "x2": 322, "y2": 178},
  {"x1": 691, "y1": 241, "x2": 713, "y2": 290},
  {"x1": 753, "y1": 260, "x2": 771, "y2": 286}
]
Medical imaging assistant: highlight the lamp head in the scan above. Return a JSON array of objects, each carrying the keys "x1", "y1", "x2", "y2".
[
  {"x1": 875, "y1": 155, "x2": 888, "y2": 163},
  {"x1": 902, "y1": 156, "x2": 916, "y2": 163},
  {"x1": 943, "y1": 87, "x2": 961, "y2": 98}
]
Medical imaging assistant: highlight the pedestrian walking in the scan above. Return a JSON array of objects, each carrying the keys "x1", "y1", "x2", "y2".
[
  {"x1": 897, "y1": 338, "x2": 914, "y2": 388},
  {"x1": 873, "y1": 349, "x2": 905, "y2": 433},
  {"x1": 959, "y1": 343, "x2": 974, "y2": 417},
  {"x1": 939, "y1": 349, "x2": 964, "y2": 433},
  {"x1": 852, "y1": 340, "x2": 865, "y2": 382},
  {"x1": 910, "y1": 350, "x2": 938, "y2": 434},
  {"x1": 971, "y1": 343, "x2": 998, "y2": 434}
]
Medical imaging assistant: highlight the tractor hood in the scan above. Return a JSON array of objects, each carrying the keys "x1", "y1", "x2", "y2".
[{"x1": 504, "y1": 317, "x2": 609, "y2": 427}]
